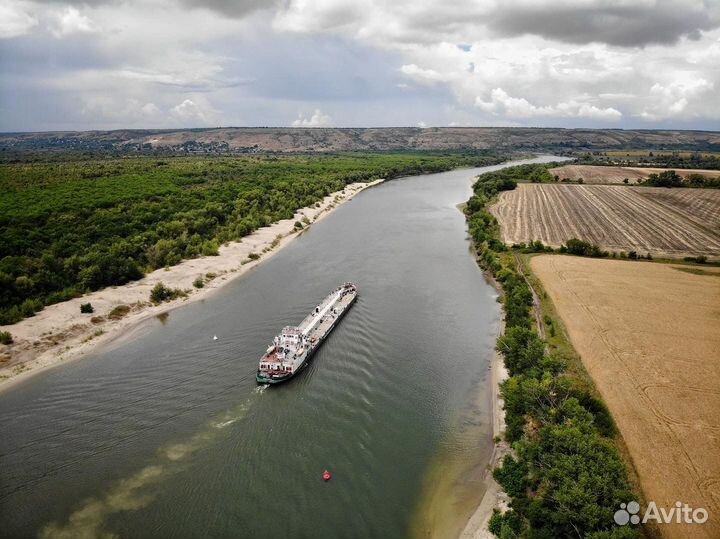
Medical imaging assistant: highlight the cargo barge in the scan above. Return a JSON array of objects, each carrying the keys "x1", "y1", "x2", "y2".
[{"x1": 256, "y1": 283, "x2": 357, "y2": 384}]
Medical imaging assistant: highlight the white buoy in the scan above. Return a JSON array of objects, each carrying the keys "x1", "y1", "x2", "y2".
[{"x1": 213, "y1": 335, "x2": 218, "y2": 341}]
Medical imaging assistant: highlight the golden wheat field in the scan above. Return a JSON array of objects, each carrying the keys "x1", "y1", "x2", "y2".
[
  {"x1": 491, "y1": 184, "x2": 720, "y2": 258},
  {"x1": 549, "y1": 165, "x2": 720, "y2": 184},
  {"x1": 531, "y1": 255, "x2": 720, "y2": 539}
]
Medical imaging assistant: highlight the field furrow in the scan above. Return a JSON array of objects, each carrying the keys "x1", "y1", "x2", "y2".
[{"x1": 490, "y1": 184, "x2": 720, "y2": 258}]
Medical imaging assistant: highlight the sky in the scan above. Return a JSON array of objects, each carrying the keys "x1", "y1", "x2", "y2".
[{"x1": 1, "y1": 0, "x2": 719, "y2": 132}]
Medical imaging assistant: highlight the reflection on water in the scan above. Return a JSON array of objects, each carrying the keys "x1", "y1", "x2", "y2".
[{"x1": 0, "y1": 157, "x2": 563, "y2": 539}]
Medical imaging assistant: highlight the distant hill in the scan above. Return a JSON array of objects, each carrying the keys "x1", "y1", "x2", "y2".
[{"x1": 1, "y1": 127, "x2": 719, "y2": 155}]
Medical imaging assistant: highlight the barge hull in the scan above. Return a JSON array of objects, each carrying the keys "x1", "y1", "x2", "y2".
[{"x1": 256, "y1": 284, "x2": 357, "y2": 384}]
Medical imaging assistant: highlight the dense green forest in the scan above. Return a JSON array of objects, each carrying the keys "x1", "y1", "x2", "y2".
[
  {"x1": 465, "y1": 165, "x2": 638, "y2": 539},
  {"x1": 0, "y1": 152, "x2": 503, "y2": 325}
]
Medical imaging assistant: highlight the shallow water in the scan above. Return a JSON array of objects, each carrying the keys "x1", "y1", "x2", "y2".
[{"x1": 0, "y1": 156, "x2": 562, "y2": 539}]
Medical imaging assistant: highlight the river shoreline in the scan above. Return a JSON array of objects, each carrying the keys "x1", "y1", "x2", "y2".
[
  {"x1": 453, "y1": 270, "x2": 510, "y2": 539},
  {"x1": 0, "y1": 179, "x2": 383, "y2": 393}
]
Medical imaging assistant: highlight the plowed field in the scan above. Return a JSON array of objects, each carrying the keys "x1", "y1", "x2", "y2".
[
  {"x1": 491, "y1": 184, "x2": 720, "y2": 258},
  {"x1": 549, "y1": 165, "x2": 720, "y2": 184}
]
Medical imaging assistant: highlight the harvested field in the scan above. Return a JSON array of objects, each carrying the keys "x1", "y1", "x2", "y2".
[
  {"x1": 549, "y1": 164, "x2": 720, "y2": 184},
  {"x1": 491, "y1": 184, "x2": 720, "y2": 258},
  {"x1": 530, "y1": 255, "x2": 720, "y2": 539}
]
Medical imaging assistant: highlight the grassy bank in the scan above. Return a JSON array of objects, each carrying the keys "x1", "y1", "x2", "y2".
[
  {"x1": 465, "y1": 164, "x2": 640, "y2": 539},
  {"x1": 0, "y1": 151, "x2": 503, "y2": 324}
]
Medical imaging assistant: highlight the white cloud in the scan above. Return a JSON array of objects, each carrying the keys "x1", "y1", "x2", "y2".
[
  {"x1": 0, "y1": 1, "x2": 38, "y2": 38},
  {"x1": 291, "y1": 109, "x2": 332, "y2": 127},
  {"x1": 1, "y1": 0, "x2": 719, "y2": 129},
  {"x1": 141, "y1": 103, "x2": 162, "y2": 117},
  {"x1": 400, "y1": 64, "x2": 448, "y2": 85},
  {"x1": 50, "y1": 6, "x2": 97, "y2": 38},
  {"x1": 80, "y1": 96, "x2": 164, "y2": 125},
  {"x1": 268, "y1": 0, "x2": 720, "y2": 125},
  {"x1": 473, "y1": 88, "x2": 621, "y2": 121},
  {"x1": 640, "y1": 78, "x2": 715, "y2": 120},
  {"x1": 170, "y1": 99, "x2": 210, "y2": 124}
]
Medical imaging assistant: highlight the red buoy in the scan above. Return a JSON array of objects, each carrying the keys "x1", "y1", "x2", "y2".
[{"x1": 322, "y1": 470, "x2": 332, "y2": 481}]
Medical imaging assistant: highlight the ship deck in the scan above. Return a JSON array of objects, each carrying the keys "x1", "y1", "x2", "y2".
[
  {"x1": 300, "y1": 290, "x2": 356, "y2": 343},
  {"x1": 259, "y1": 285, "x2": 356, "y2": 368}
]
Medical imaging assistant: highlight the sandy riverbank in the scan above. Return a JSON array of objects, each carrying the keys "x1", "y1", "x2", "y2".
[
  {"x1": 457, "y1": 328, "x2": 511, "y2": 539},
  {"x1": 0, "y1": 179, "x2": 383, "y2": 392},
  {"x1": 453, "y1": 269, "x2": 512, "y2": 539}
]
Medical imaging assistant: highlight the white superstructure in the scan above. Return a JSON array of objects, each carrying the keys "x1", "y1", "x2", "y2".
[{"x1": 256, "y1": 283, "x2": 357, "y2": 383}]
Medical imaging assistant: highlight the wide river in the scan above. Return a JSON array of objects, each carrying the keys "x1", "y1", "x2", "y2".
[{"x1": 0, "y1": 156, "x2": 560, "y2": 539}]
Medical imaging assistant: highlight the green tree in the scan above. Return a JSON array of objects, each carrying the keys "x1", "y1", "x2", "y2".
[{"x1": 496, "y1": 326, "x2": 545, "y2": 376}]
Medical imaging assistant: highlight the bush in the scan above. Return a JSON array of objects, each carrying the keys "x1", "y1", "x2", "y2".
[
  {"x1": 489, "y1": 509, "x2": 524, "y2": 538},
  {"x1": 80, "y1": 302, "x2": 94, "y2": 314},
  {"x1": 201, "y1": 240, "x2": 219, "y2": 256},
  {"x1": 0, "y1": 331, "x2": 13, "y2": 345},
  {"x1": 496, "y1": 327, "x2": 545, "y2": 376},
  {"x1": 193, "y1": 277, "x2": 205, "y2": 289},
  {"x1": 108, "y1": 304, "x2": 131, "y2": 319},
  {"x1": 493, "y1": 455, "x2": 529, "y2": 499},
  {"x1": 645, "y1": 170, "x2": 683, "y2": 188},
  {"x1": 562, "y1": 238, "x2": 607, "y2": 258},
  {"x1": 19, "y1": 298, "x2": 43, "y2": 318},
  {"x1": 150, "y1": 282, "x2": 186, "y2": 304}
]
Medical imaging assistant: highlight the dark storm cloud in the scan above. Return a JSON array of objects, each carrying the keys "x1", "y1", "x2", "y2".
[
  {"x1": 26, "y1": 0, "x2": 275, "y2": 18},
  {"x1": 490, "y1": 1, "x2": 720, "y2": 47},
  {"x1": 175, "y1": 0, "x2": 276, "y2": 18}
]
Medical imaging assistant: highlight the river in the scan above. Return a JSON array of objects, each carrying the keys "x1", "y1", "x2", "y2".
[{"x1": 0, "y1": 156, "x2": 561, "y2": 539}]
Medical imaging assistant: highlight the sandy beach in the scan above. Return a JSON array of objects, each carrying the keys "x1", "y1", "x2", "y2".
[
  {"x1": 457, "y1": 331, "x2": 511, "y2": 539},
  {"x1": 0, "y1": 179, "x2": 383, "y2": 392}
]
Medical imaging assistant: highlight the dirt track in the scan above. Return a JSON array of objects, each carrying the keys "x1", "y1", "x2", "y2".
[
  {"x1": 531, "y1": 255, "x2": 720, "y2": 539},
  {"x1": 491, "y1": 184, "x2": 720, "y2": 258}
]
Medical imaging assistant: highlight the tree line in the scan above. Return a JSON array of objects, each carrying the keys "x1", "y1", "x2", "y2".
[
  {"x1": 639, "y1": 169, "x2": 720, "y2": 188},
  {"x1": 0, "y1": 152, "x2": 503, "y2": 325},
  {"x1": 465, "y1": 164, "x2": 638, "y2": 539}
]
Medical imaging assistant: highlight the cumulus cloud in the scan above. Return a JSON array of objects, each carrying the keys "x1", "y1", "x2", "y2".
[
  {"x1": 291, "y1": 108, "x2": 332, "y2": 127},
  {"x1": 0, "y1": 1, "x2": 38, "y2": 38},
  {"x1": 50, "y1": 6, "x2": 97, "y2": 38},
  {"x1": 170, "y1": 99, "x2": 212, "y2": 125},
  {"x1": 476, "y1": 89, "x2": 622, "y2": 121},
  {"x1": 1, "y1": 0, "x2": 719, "y2": 130},
  {"x1": 641, "y1": 78, "x2": 715, "y2": 120},
  {"x1": 269, "y1": 0, "x2": 720, "y2": 125},
  {"x1": 400, "y1": 64, "x2": 448, "y2": 85}
]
